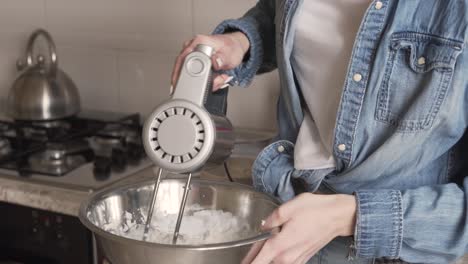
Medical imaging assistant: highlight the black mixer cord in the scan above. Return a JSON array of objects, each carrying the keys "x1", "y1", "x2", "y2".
[{"x1": 223, "y1": 162, "x2": 234, "y2": 182}]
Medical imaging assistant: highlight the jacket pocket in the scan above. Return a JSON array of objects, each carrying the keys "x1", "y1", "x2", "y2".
[
  {"x1": 375, "y1": 32, "x2": 463, "y2": 132},
  {"x1": 251, "y1": 140, "x2": 296, "y2": 202}
]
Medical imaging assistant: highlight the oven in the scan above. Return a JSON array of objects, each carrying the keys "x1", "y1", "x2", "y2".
[{"x1": 0, "y1": 202, "x2": 94, "y2": 264}]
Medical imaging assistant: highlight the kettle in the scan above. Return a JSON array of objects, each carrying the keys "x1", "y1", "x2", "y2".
[
  {"x1": 142, "y1": 44, "x2": 235, "y2": 173},
  {"x1": 7, "y1": 29, "x2": 81, "y2": 121}
]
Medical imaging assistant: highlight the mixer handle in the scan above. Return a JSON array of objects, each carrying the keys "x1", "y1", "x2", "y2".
[
  {"x1": 204, "y1": 87, "x2": 229, "y2": 116},
  {"x1": 172, "y1": 44, "x2": 228, "y2": 115}
]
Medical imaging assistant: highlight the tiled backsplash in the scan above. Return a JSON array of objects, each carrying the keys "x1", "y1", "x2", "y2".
[{"x1": 0, "y1": 0, "x2": 279, "y2": 131}]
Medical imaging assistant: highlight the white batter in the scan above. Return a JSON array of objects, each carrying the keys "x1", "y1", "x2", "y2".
[{"x1": 96, "y1": 204, "x2": 253, "y2": 245}]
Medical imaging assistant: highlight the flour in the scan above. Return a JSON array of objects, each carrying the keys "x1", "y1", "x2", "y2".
[{"x1": 97, "y1": 204, "x2": 253, "y2": 245}]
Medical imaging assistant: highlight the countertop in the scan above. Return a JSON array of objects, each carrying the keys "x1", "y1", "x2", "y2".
[
  {"x1": 0, "y1": 166, "x2": 229, "y2": 217},
  {"x1": 0, "y1": 167, "x2": 467, "y2": 264},
  {"x1": 0, "y1": 176, "x2": 90, "y2": 216},
  {"x1": 0, "y1": 166, "x2": 165, "y2": 216}
]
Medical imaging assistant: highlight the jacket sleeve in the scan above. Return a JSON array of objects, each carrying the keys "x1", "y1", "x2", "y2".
[
  {"x1": 212, "y1": 0, "x2": 277, "y2": 87},
  {"x1": 354, "y1": 179, "x2": 468, "y2": 263}
]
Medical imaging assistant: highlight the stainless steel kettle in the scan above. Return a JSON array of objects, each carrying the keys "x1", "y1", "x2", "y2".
[
  {"x1": 142, "y1": 44, "x2": 235, "y2": 173},
  {"x1": 7, "y1": 29, "x2": 81, "y2": 121}
]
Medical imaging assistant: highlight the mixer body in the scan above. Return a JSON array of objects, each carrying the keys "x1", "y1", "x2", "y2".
[
  {"x1": 207, "y1": 114, "x2": 235, "y2": 165},
  {"x1": 143, "y1": 44, "x2": 235, "y2": 174}
]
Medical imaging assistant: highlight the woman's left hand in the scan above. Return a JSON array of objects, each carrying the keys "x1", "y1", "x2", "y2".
[{"x1": 251, "y1": 193, "x2": 357, "y2": 264}]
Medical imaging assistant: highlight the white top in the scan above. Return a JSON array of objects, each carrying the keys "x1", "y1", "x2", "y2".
[{"x1": 292, "y1": 0, "x2": 370, "y2": 170}]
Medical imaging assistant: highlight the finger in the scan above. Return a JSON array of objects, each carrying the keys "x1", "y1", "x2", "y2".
[
  {"x1": 251, "y1": 222, "x2": 300, "y2": 264},
  {"x1": 169, "y1": 85, "x2": 174, "y2": 96},
  {"x1": 250, "y1": 236, "x2": 281, "y2": 264},
  {"x1": 263, "y1": 196, "x2": 308, "y2": 230},
  {"x1": 212, "y1": 53, "x2": 223, "y2": 71},
  {"x1": 212, "y1": 74, "x2": 232, "y2": 91},
  {"x1": 212, "y1": 53, "x2": 233, "y2": 71},
  {"x1": 171, "y1": 35, "x2": 220, "y2": 87},
  {"x1": 171, "y1": 46, "x2": 195, "y2": 86},
  {"x1": 183, "y1": 40, "x2": 192, "y2": 48},
  {"x1": 293, "y1": 253, "x2": 313, "y2": 264},
  {"x1": 171, "y1": 43, "x2": 192, "y2": 86},
  {"x1": 212, "y1": 75, "x2": 225, "y2": 91},
  {"x1": 273, "y1": 242, "x2": 311, "y2": 264}
]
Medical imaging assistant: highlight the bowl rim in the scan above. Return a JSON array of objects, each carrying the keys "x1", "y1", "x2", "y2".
[{"x1": 79, "y1": 178, "x2": 280, "y2": 250}]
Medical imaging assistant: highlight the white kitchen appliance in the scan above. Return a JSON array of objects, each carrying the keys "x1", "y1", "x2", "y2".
[{"x1": 141, "y1": 44, "x2": 235, "y2": 242}]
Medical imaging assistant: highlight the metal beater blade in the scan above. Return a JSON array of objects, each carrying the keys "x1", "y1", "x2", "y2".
[
  {"x1": 172, "y1": 172, "x2": 193, "y2": 244},
  {"x1": 142, "y1": 167, "x2": 164, "y2": 241}
]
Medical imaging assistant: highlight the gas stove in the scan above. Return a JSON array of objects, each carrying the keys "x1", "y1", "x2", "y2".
[{"x1": 0, "y1": 110, "x2": 152, "y2": 192}]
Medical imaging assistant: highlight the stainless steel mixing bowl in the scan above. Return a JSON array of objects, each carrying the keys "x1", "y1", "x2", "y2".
[{"x1": 79, "y1": 178, "x2": 279, "y2": 264}]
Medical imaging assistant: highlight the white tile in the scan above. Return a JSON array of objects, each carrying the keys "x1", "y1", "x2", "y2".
[
  {"x1": 0, "y1": 0, "x2": 47, "y2": 113},
  {"x1": 0, "y1": 0, "x2": 46, "y2": 36},
  {"x1": 58, "y1": 47, "x2": 120, "y2": 112},
  {"x1": 193, "y1": 0, "x2": 257, "y2": 34},
  {"x1": 45, "y1": 0, "x2": 192, "y2": 52},
  {"x1": 117, "y1": 50, "x2": 279, "y2": 132},
  {"x1": 227, "y1": 72, "x2": 280, "y2": 131},
  {"x1": 0, "y1": 42, "x2": 25, "y2": 114},
  {"x1": 117, "y1": 51, "x2": 176, "y2": 117}
]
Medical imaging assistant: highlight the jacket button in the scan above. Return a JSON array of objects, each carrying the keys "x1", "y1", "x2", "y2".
[
  {"x1": 375, "y1": 1, "x2": 383, "y2": 10},
  {"x1": 353, "y1": 73, "x2": 363, "y2": 82},
  {"x1": 338, "y1": 144, "x2": 347, "y2": 152},
  {"x1": 277, "y1": 145, "x2": 285, "y2": 153},
  {"x1": 417, "y1": 57, "x2": 426, "y2": 65}
]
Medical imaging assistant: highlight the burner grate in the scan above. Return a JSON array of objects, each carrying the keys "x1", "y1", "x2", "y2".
[{"x1": 0, "y1": 111, "x2": 145, "y2": 177}]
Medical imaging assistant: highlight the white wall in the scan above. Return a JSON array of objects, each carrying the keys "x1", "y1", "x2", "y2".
[{"x1": 0, "y1": 0, "x2": 279, "y2": 131}]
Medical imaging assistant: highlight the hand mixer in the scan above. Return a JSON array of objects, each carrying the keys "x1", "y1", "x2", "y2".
[{"x1": 141, "y1": 44, "x2": 235, "y2": 244}]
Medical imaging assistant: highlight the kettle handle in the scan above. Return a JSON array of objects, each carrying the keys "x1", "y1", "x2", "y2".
[{"x1": 25, "y1": 29, "x2": 58, "y2": 76}]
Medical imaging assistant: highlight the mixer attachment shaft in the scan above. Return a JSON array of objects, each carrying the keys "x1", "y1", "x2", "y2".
[
  {"x1": 143, "y1": 167, "x2": 163, "y2": 241},
  {"x1": 142, "y1": 168, "x2": 194, "y2": 245},
  {"x1": 172, "y1": 172, "x2": 193, "y2": 244}
]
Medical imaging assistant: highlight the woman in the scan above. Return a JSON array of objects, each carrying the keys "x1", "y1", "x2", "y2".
[{"x1": 171, "y1": 1, "x2": 468, "y2": 263}]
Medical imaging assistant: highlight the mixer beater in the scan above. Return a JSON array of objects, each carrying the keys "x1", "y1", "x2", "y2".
[{"x1": 141, "y1": 44, "x2": 235, "y2": 243}]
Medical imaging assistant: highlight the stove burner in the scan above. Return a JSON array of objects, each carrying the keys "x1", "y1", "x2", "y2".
[
  {"x1": 95, "y1": 124, "x2": 141, "y2": 145},
  {"x1": 92, "y1": 123, "x2": 144, "y2": 168},
  {"x1": 0, "y1": 123, "x2": 15, "y2": 137},
  {"x1": 0, "y1": 110, "x2": 145, "y2": 180},
  {"x1": 0, "y1": 123, "x2": 9, "y2": 132},
  {"x1": 17, "y1": 120, "x2": 73, "y2": 141},
  {"x1": 31, "y1": 120, "x2": 72, "y2": 130},
  {"x1": 28, "y1": 140, "x2": 94, "y2": 176},
  {"x1": 0, "y1": 138, "x2": 11, "y2": 157}
]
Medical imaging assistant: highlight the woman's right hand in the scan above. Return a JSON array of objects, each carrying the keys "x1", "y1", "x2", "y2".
[{"x1": 171, "y1": 32, "x2": 250, "y2": 93}]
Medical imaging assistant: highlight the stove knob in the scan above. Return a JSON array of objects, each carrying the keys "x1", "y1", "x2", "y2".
[
  {"x1": 17, "y1": 157, "x2": 31, "y2": 177},
  {"x1": 94, "y1": 157, "x2": 112, "y2": 181},
  {"x1": 82, "y1": 149, "x2": 95, "y2": 162},
  {"x1": 31, "y1": 226, "x2": 46, "y2": 244},
  {"x1": 127, "y1": 143, "x2": 143, "y2": 165},
  {"x1": 111, "y1": 149, "x2": 127, "y2": 172}
]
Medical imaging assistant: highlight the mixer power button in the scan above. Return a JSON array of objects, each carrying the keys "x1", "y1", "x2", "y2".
[{"x1": 186, "y1": 58, "x2": 205, "y2": 75}]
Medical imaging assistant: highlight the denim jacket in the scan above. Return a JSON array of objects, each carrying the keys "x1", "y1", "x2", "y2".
[{"x1": 214, "y1": 0, "x2": 468, "y2": 263}]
